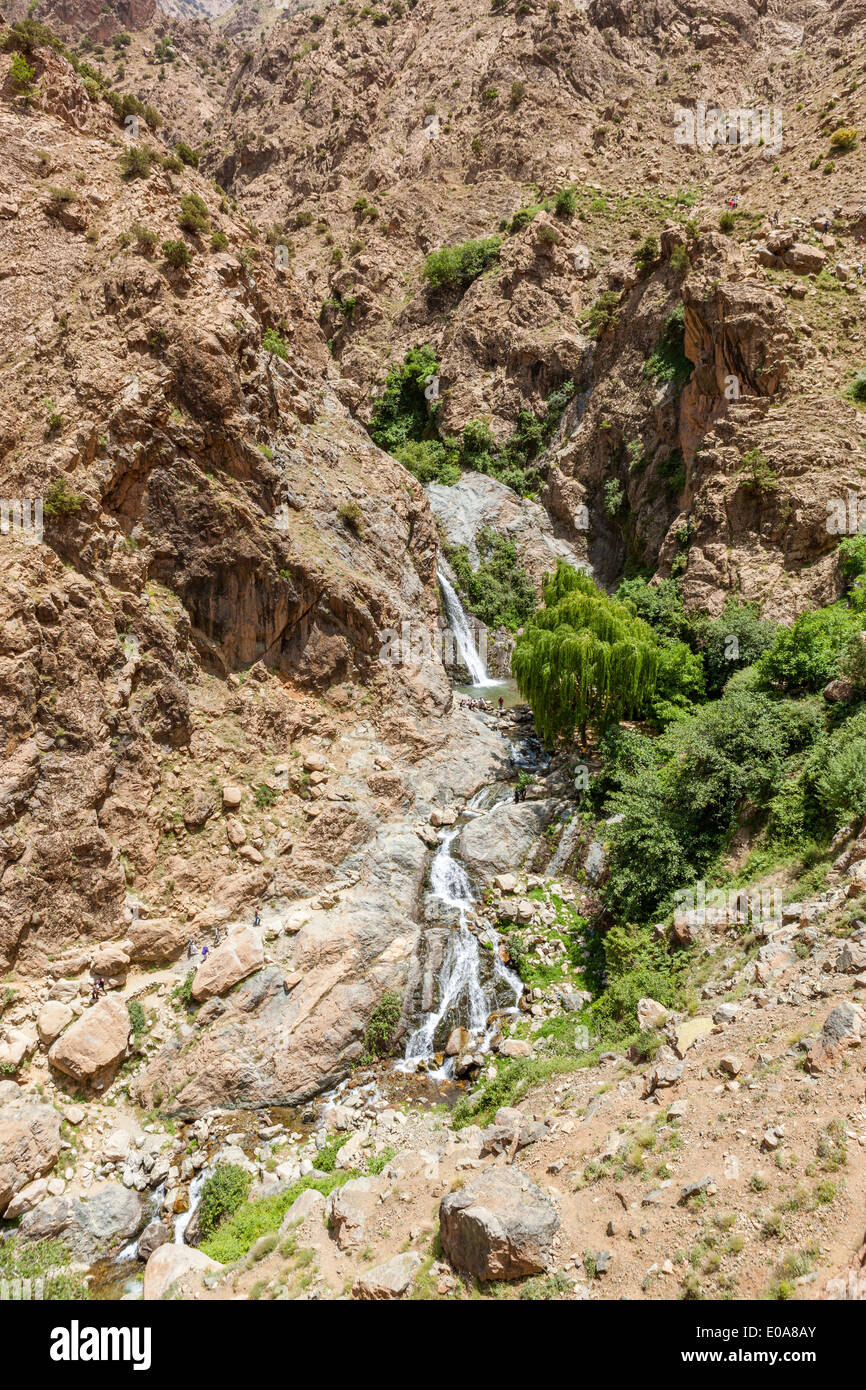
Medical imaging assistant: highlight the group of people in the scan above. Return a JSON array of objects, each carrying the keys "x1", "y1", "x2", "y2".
[
  {"x1": 459, "y1": 695, "x2": 508, "y2": 716},
  {"x1": 89, "y1": 975, "x2": 106, "y2": 1003},
  {"x1": 187, "y1": 908, "x2": 262, "y2": 963}
]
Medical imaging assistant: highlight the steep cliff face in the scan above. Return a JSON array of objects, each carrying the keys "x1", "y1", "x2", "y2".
[{"x1": 0, "y1": 40, "x2": 448, "y2": 981}]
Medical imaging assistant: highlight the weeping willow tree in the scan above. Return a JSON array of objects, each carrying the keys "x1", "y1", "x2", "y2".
[{"x1": 511, "y1": 562, "x2": 660, "y2": 745}]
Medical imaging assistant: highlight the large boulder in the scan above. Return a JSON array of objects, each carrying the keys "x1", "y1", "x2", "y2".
[
  {"x1": 48, "y1": 996, "x2": 130, "y2": 1085},
  {"x1": 191, "y1": 926, "x2": 264, "y2": 1002},
  {"x1": 18, "y1": 1183, "x2": 146, "y2": 1259},
  {"x1": 326, "y1": 1175, "x2": 388, "y2": 1250},
  {"x1": 127, "y1": 916, "x2": 188, "y2": 963},
  {"x1": 0, "y1": 1099, "x2": 62, "y2": 1213},
  {"x1": 143, "y1": 1244, "x2": 222, "y2": 1300},
  {"x1": 807, "y1": 1002, "x2": 864, "y2": 1073},
  {"x1": 458, "y1": 801, "x2": 554, "y2": 885},
  {"x1": 36, "y1": 1001, "x2": 74, "y2": 1048},
  {"x1": 352, "y1": 1251, "x2": 420, "y2": 1300},
  {"x1": 439, "y1": 1166, "x2": 559, "y2": 1281}
]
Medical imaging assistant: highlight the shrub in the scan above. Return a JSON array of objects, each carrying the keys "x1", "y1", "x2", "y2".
[
  {"x1": 554, "y1": 185, "x2": 577, "y2": 218},
  {"x1": 757, "y1": 603, "x2": 858, "y2": 692},
  {"x1": 131, "y1": 222, "x2": 158, "y2": 252},
  {"x1": 829, "y1": 127, "x2": 858, "y2": 151},
  {"x1": 368, "y1": 344, "x2": 439, "y2": 452},
  {"x1": 10, "y1": 52, "x2": 35, "y2": 90},
  {"x1": 582, "y1": 290, "x2": 620, "y2": 339},
  {"x1": 253, "y1": 782, "x2": 277, "y2": 809},
  {"x1": 738, "y1": 447, "x2": 778, "y2": 492},
  {"x1": 127, "y1": 1000, "x2": 147, "y2": 1039},
  {"x1": 811, "y1": 738, "x2": 866, "y2": 828},
  {"x1": 393, "y1": 439, "x2": 459, "y2": 486},
  {"x1": 197, "y1": 1165, "x2": 253, "y2": 1239},
  {"x1": 603, "y1": 479, "x2": 624, "y2": 515},
  {"x1": 43, "y1": 477, "x2": 84, "y2": 516},
  {"x1": 175, "y1": 141, "x2": 199, "y2": 168},
  {"x1": 510, "y1": 79, "x2": 526, "y2": 106},
  {"x1": 719, "y1": 210, "x2": 736, "y2": 232},
  {"x1": 635, "y1": 234, "x2": 659, "y2": 275},
  {"x1": 161, "y1": 238, "x2": 192, "y2": 269},
  {"x1": 361, "y1": 990, "x2": 402, "y2": 1060},
  {"x1": 845, "y1": 368, "x2": 866, "y2": 405},
  {"x1": 644, "y1": 305, "x2": 691, "y2": 386},
  {"x1": 422, "y1": 236, "x2": 502, "y2": 292},
  {"x1": 210, "y1": 230, "x2": 229, "y2": 251},
  {"x1": 337, "y1": 500, "x2": 364, "y2": 535},
  {"x1": 119, "y1": 145, "x2": 151, "y2": 179},
  {"x1": 695, "y1": 600, "x2": 779, "y2": 696},
  {"x1": 178, "y1": 192, "x2": 209, "y2": 234},
  {"x1": 447, "y1": 528, "x2": 536, "y2": 632},
  {"x1": 262, "y1": 327, "x2": 289, "y2": 359}
]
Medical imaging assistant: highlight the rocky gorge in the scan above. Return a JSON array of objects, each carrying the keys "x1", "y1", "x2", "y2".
[{"x1": 1, "y1": 0, "x2": 866, "y2": 1321}]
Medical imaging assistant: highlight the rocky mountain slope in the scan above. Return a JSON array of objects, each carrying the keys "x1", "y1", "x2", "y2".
[{"x1": 1, "y1": 0, "x2": 866, "y2": 1308}]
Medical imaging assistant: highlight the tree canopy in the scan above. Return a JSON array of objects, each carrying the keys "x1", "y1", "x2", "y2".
[{"x1": 511, "y1": 562, "x2": 660, "y2": 744}]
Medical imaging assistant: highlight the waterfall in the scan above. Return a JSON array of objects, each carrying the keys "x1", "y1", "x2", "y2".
[
  {"x1": 437, "y1": 560, "x2": 490, "y2": 687},
  {"x1": 402, "y1": 792, "x2": 522, "y2": 1072}
]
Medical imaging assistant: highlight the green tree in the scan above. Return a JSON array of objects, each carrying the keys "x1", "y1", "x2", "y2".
[
  {"x1": 368, "y1": 345, "x2": 439, "y2": 452},
  {"x1": 512, "y1": 562, "x2": 660, "y2": 744}
]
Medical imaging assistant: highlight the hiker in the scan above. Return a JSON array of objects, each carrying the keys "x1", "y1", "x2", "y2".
[
  {"x1": 201, "y1": 945, "x2": 209, "y2": 962},
  {"x1": 187, "y1": 937, "x2": 196, "y2": 958},
  {"x1": 97, "y1": 977, "x2": 106, "y2": 996},
  {"x1": 90, "y1": 983, "x2": 100, "y2": 1004},
  {"x1": 253, "y1": 907, "x2": 261, "y2": 928},
  {"x1": 514, "y1": 785, "x2": 520, "y2": 803},
  {"x1": 498, "y1": 696, "x2": 504, "y2": 717},
  {"x1": 212, "y1": 926, "x2": 221, "y2": 947}
]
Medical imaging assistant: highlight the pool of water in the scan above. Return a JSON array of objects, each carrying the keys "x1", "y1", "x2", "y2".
[{"x1": 454, "y1": 677, "x2": 521, "y2": 708}]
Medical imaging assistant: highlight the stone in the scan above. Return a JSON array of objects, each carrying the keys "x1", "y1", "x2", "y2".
[
  {"x1": 36, "y1": 1001, "x2": 74, "y2": 1047},
  {"x1": 191, "y1": 926, "x2": 264, "y2": 1002},
  {"x1": 806, "y1": 1002, "x2": 864, "y2": 1073},
  {"x1": 183, "y1": 789, "x2": 217, "y2": 830},
  {"x1": 90, "y1": 945, "x2": 131, "y2": 979},
  {"x1": 458, "y1": 800, "x2": 555, "y2": 885},
  {"x1": 838, "y1": 942, "x2": 866, "y2": 975},
  {"x1": 127, "y1": 916, "x2": 188, "y2": 963},
  {"x1": 636, "y1": 997, "x2": 669, "y2": 1030},
  {"x1": 495, "y1": 873, "x2": 517, "y2": 894},
  {"x1": 48, "y1": 996, "x2": 130, "y2": 1085},
  {"x1": 221, "y1": 785, "x2": 243, "y2": 809},
  {"x1": 143, "y1": 1244, "x2": 222, "y2": 1300},
  {"x1": 719, "y1": 1055, "x2": 743, "y2": 1077},
  {"x1": 225, "y1": 816, "x2": 246, "y2": 847},
  {"x1": 445, "y1": 1026, "x2": 470, "y2": 1056},
  {"x1": 439, "y1": 1166, "x2": 559, "y2": 1281},
  {"x1": 2, "y1": 1177, "x2": 49, "y2": 1219},
  {"x1": 782, "y1": 243, "x2": 827, "y2": 273},
  {"x1": 101, "y1": 1128, "x2": 132, "y2": 1164},
  {"x1": 326, "y1": 1176, "x2": 387, "y2": 1250},
  {"x1": 19, "y1": 1183, "x2": 146, "y2": 1259},
  {"x1": 0, "y1": 1101, "x2": 62, "y2": 1213},
  {"x1": 353, "y1": 1251, "x2": 421, "y2": 1299},
  {"x1": 137, "y1": 1221, "x2": 171, "y2": 1260},
  {"x1": 498, "y1": 1038, "x2": 532, "y2": 1058},
  {"x1": 644, "y1": 1046, "x2": 684, "y2": 1095},
  {"x1": 673, "y1": 1016, "x2": 714, "y2": 1057}
]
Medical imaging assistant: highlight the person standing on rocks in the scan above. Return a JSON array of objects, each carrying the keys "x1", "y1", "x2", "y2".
[
  {"x1": 201, "y1": 945, "x2": 209, "y2": 962},
  {"x1": 188, "y1": 937, "x2": 196, "y2": 958},
  {"x1": 253, "y1": 908, "x2": 261, "y2": 928}
]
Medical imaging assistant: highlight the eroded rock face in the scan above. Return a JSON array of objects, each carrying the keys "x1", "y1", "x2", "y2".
[
  {"x1": 439, "y1": 1166, "x2": 559, "y2": 1281},
  {"x1": 48, "y1": 997, "x2": 130, "y2": 1086},
  {"x1": 0, "y1": 1099, "x2": 62, "y2": 1214}
]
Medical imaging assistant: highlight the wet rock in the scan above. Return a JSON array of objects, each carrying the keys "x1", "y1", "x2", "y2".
[
  {"x1": 458, "y1": 800, "x2": 555, "y2": 885},
  {"x1": 445, "y1": 1026, "x2": 470, "y2": 1056},
  {"x1": 439, "y1": 1166, "x2": 559, "y2": 1281},
  {"x1": 137, "y1": 1221, "x2": 171, "y2": 1261}
]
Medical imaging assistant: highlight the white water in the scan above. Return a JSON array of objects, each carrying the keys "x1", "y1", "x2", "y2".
[
  {"x1": 437, "y1": 560, "x2": 491, "y2": 687},
  {"x1": 174, "y1": 1168, "x2": 207, "y2": 1245},
  {"x1": 402, "y1": 791, "x2": 522, "y2": 1073}
]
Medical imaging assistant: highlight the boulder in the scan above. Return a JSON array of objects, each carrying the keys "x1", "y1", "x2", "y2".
[
  {"x1": 806, "y1": 1002, "x2": 864, "y2": 1073},
  {"x1": 326, "y1": 1175, "x2": 387, "y2": 1250},
  {"x1": 0, "y1": 1026, "x2": 35, "y2": 1071},
  {"x1": 498, "y1": 1038, "x2": 532, "y2": 1058},
  {"x1": 19, "y1": 1183, "x2": 146, "y2": 1259},
  {"x1": 636, "y1": 998, "x2": 669, "y2": 1031},
  {"x1": 36, "y1": 1001, "x2": 74, "y2": 1048},
  {"x1": 782, "y1": 243, "x2": 827, "y2": 273},
  {"x1": 458, "y1": 800, "x2": 554, "y2": 885},
  {"x1": 48, "y1": 996, "x2": 130, "y2": 1085},
  {"x1": 143, "y1": 1244, "x2": 222, "y2": 1300},
  {"x1": 353, "y1": 1251, "x2": 420, "y2": 1300},
  {"x1": 221, "y1": 784, "x2": 243, "y2": 809},
  {"x1": 3, "y1": 1177, "x2": 49, "y2": 1219},
  {"x1": 673, "y1": 1016, "x2": 714, "y2": 1057},
  {"x1": 90, "y1": 944, "x2": 131, "y2": 980},
  {"x1": 439, "y1": 1166, "x2": 559, "y2": 1281},
  {"x1": 137, "y1": 1221, "x2": 171, "y2": 1261},
  {"x1": 127, "y1": 916, "x2": 188, "y2": 963},
  {"x1": 191, "y1": 926, "x2": 264, "y2": 1001},
  {"x1": 279, "y1": 1187, "x2": 326, "y2": 1232},
  {"x1": 445, "y1": 1026, "x2": 470, "y2": 1056},
  {"x1": 838, "y1": 941, "x2": 866, "y2": 975},
  {"x1": 0, "y1": 1100, "x2": 61, "y2": 1213}
]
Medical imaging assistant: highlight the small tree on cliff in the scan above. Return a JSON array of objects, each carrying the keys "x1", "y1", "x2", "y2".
[{"x1": 511, "y1": 562, "x2": 660, "y2": 745}]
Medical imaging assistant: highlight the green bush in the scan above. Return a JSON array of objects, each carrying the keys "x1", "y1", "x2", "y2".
[
  {"x1": 131, "y1": 222, "x2": 158, "y2": 252},
  {"x1": 757, "y1": 604, "x2": 858, "y2": 692},
  {"x1": 582, "y1": 290, "x2": 620, "y2": 339},
  {"x1": 393, "y1": 439, "x2": 459, "y2": 486},
  {"x1": 811, "y1": 738, "x2": 866, "y2": 828},
  {"x1": 635, "y1": 234, "x2": 659, "y2": 275},
  {"x1": 197, "y1": 1165, "x2": 253, "y2": 1239},
  {"x1": 43, "y1": 477, "x2": 84, "y2": 517},
  {"x1": 738, "y1": 447, "x2": 778, "y2": 492},
  {"x1": 643, "y1": 305, "x2": 691, "y2": 386},
  {"x1": 447, "y1": 528, "x2": 536, "y2": 632},
  {"x1": 119, "y1": 145, "x2": 151, "y2": 179},
  {"x1": 161, "y1": 238, "x2": 193, "y2": 269},
  {"x1": 127, "y1": 1000, "x2": 147, "y2": 1039},
  {"x1": 368, "y1": 344, "x2": 439, "y2": 452},
  {"x1": 10, "y1": 51, "x2": 35, "y2": 90},
  {"x1": 178, "y1": 192, "x2": 209, "y2": 234},
  {"x1": 695, "y1": 601, "x2": 779, "y2": 696},
  {"x1": 175, "y1": 141, "x2": 199, "y2": 168},
  {"x1": 361, "y1": 990, "x2": 402, "y2": 1060},
  {"x1": 422, "y1": 236, "x2": 502, "y2": 291},
  {"x1": 554, "y1": 185, "x2": 577, "y2": 218},
  {"x1": 719, "y1": 210, "x2": 736, "y2": 232},
  {"x1": 845, "y1": 368, "x2": 866, "y2": 405},
  {"x1": 262, "y1": 327, "x2": 289, "y2": 359}
]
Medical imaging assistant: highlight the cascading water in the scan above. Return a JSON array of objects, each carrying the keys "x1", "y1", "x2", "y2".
[
  {"x1": 437, "y1": 560, "x2": 490, "y2": 687},
  {"x1": 402, "y1": 791, "x2": 522, "y2": 1075}
]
